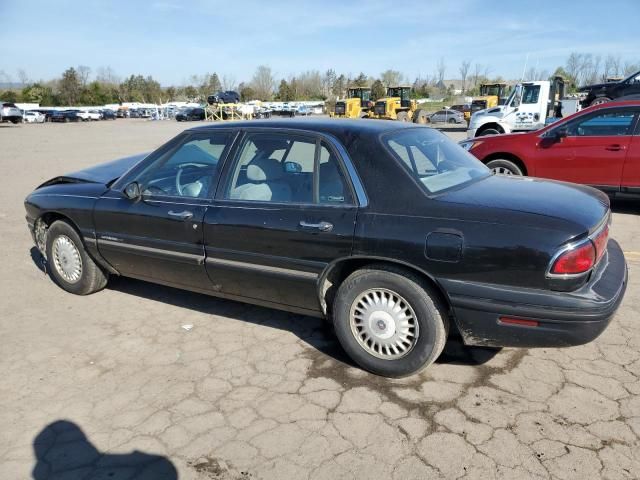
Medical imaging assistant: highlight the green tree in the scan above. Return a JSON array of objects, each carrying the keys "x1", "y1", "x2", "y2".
[
  {"x1": 277, "y1": 79, "x2": 291, "y2": 101},
  {"x1": 332, "y1": 74, "x2": 346, "y2": 98},
  {"x1": 22, "y1": 83, "x2": 55, "y2": 104},
  {"x1": 0, "y1": 90, "x2": 19, "y2": 103},
  {"x1": 59, "y1": 67, "x2": 82, "y2": 105},
  {"x1": 351, "y1": 72, "x2": 368, "y2": 88},
  {"x1": 239, "y1": 84, "x2": 256, "y2": 102},
  {"x1": 371, "y1": 79, "x2": 386, "y2": 100}
]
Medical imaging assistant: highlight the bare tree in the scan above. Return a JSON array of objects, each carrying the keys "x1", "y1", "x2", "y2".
[
  {"x1": 436, "y1": 57, "x2": 446, "y2": 87},
  {"x1": 471, "y1": 63, "x2": 482, "y2": 87},
  {"x1": 380, "y1": 69, "x2": 403, "y2": 87},
  {"x1": 459, "y1": 60, "x2": 471, "y2": 94},
  {"x1": 624, "y1": 61, "x2": 640, "y2": 76},
  {"x1": 17, "y1": 69, "x2": 30, "y2": 85},
  {"x1": 96, "y1": 66, "x2": 119, "y2": 85},
  {"x1": 250, "y1": 66, "x2": 275, "y2": 101},
  {"x1": 222, "y1": 74, "x2": 237, "y2": 91},
  {"x1": 76, "y1": 65, "x2": 91, "y2": 86}
]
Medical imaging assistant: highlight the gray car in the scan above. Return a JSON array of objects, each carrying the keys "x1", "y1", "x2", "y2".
[
  {"x1": 1, "y1": 101, "x2": 23, "y2": 124},
  {"x1": 429, "y1": 109, "x2": 465, "y2": 124}
]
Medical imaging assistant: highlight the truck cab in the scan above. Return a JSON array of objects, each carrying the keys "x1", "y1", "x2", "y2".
[{"x1": 467, "y1": 77, "x2": 577, "y2": 138}]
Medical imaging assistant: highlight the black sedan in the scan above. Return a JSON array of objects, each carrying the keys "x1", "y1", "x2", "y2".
[
  {"x1": 24, "y1": 120, "x2": 627, "y2": 377},
  {"x1": 50, "y1": 110, "x2": 82, "y2": 122},
  {"x1": 176, "y1": 107, "x2": 206, "y2": 121}
]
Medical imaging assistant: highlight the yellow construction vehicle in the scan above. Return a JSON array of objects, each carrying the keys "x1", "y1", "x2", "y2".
[
  {"x1": 368, "y1": 85, "x2": 429, "y2": 123},
  {"x1": 331, "y1": 87, "x2": 373, "y2": 118},
  {"x1": 466, "y1": 82, "x2": 509, "y2": 122}
]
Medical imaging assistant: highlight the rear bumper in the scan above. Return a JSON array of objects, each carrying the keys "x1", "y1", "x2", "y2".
[{"x1": 443, "y1": 239, "x2": 627, "y2": 347}]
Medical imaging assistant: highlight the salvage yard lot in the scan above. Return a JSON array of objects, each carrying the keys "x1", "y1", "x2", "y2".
[{"x1": 1, "y1": 120, "x2": 639, "y2": 479}]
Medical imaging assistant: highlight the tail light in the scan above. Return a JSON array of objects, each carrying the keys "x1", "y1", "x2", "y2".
[
  {"x1": 592, "y1": 224, "x2": 609, "y2": 262},
  {"x1": 549, "y1": 222, "x2": 609, "y2": 277},
  {"x1": 550, "y1": 242, "x2": 595, "y2": 275}
]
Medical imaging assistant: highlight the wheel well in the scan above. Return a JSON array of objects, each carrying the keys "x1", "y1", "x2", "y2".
[
  {"x1": 483, "y1": 153, "x2": 528, "y2": 175},
  {"x1": 320, "y1": 258, "x2": 452, "y2": 320},
  {"x1": 477, "y1": 123, "x2": 504, "y2": 135}
]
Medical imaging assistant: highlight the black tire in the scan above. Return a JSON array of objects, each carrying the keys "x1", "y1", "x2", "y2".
[
  {"x1": 486, "y1": 158, "x2": 524, "y2": 176},
  {"x1": 396, "y1": 111, "x2": 409, "y2": 122},
  {"x1": 590, "y1": 96, "x2": 611, "y2": 106},
  {"x1": 413, "y1": 109, "x2": 428, "y2": 125},
  {"x1": 45, "y1": 220, "x2": 108, "y2": 295},
  {"x1": 448, "y1": 118, "x2": 457, "y2": 124},
  {"x1": 477, "y1": 127, "x2": 501, "y2": 136},
  {"x1": 332, "y1": 265, "x2": 449, "y2": 377}
]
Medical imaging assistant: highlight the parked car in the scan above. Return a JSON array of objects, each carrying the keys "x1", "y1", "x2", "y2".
[
  {"x1": 297, "y1": 105, "x2": 312, "y2": 116},
  {"x1": 1, "y1": 101, "x2": 23, "y2": 123},
  {"x1": 23, "y1": 111, "x2": 46, "y2": 123},
  {"x1": 175, "y1": 107, "x2": 205, "y2": 121},
  {"x1": 429, "y1": 109, "x2": 465, "y2": 124},
  {"x1": 207, "y1": 91, "x2": 241, "y2": 104},
  {"x1": 24, "y1": 119, "x2": 627, "y2": 377},
  {"x1": 101, "y1": 110, "x2": 117, "y2": 120},
  {"x1": 50, "y1": 110, "x2": 82, "y2": 122},
  {"x1": 460, "y1": 101, "x2": 640, "y2": 197},
  {"x1": 129, "y1": 110, "x2": 141, "y2": 118},
  {"x1": 116, "y1": 109, "x2": 128, "y2": 118},
  {"x1": 579, "y1": 70, "x2": 640, "y2": 107},
  {"x1": 77, "y1": 110, "x2": 101, "y2": 121}
]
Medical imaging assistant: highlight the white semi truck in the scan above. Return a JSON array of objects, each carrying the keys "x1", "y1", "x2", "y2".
[{"x1": 467, "y1": 76, "x2": 580, "y2": 138}]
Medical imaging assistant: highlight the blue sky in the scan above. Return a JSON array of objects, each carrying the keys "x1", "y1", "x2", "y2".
[{"x1": 1, "y1": 0, "x2": 638, "y2": 86}]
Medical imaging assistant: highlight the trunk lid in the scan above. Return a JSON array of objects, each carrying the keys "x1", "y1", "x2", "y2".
[{"x1": 439, "y1": 174, "x2": 610, "y2": 234}]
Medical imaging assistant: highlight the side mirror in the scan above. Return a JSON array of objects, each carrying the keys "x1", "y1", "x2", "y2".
[
  {"x1": 556, "y1": 127, "x2": 568, "y2": 139},
  {"x1": 123, "y1": 181, "x2": 141, "y2": 201}
]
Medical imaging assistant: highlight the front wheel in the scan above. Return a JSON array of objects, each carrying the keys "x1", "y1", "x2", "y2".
[
  {"x1": 45, "y1": 220, "x2": 108, "y2": 295},
  {"x1": 477, "y1": 127, "x2": 501, "y2": 136},
  {"x1": 486, "y1": 158, "x2": 523, "y2": 176},
  {"x1": 332, "y1": 266, "x2": 448, "y2": 377},
  {"x1": 396, "y1": 111, "x2": 409, "y2": 122}
]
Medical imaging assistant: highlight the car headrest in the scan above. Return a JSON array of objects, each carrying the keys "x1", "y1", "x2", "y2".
[{"x1": 247, "y1": 157, "x2": 284, "y2": 182}]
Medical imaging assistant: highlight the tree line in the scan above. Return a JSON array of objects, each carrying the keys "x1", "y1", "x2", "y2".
[{"x1": 1, "y1": 53, "x2": 638, "y2": 107}]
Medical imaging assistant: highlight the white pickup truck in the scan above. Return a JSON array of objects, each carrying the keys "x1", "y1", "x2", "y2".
[{"x1": 467, "y1": 78, "x2": 580, "y2": 138}]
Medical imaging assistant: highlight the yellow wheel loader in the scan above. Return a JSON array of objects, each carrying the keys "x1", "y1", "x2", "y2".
[
  {"x1": 466, "y1": 82, "x2": 509, "y2": 122},
  {"x1": 331, "y1": 87, "x2": 373, "y2": 118},
  {"x1": 368, "y1": 86, "x2": 429, "y2": 124}
]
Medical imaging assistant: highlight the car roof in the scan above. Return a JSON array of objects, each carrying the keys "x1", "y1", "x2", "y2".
[{"x1": 186, "y1": 118, "x2": 420, "y2": 143}]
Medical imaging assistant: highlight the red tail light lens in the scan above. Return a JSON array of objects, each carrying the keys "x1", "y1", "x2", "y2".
[
  {"x1": 592, "y1": 225, "x2": 609, "y2": 262},
  {"x1": 550, "y1": 241, "x2": 596, "y2": 275}
]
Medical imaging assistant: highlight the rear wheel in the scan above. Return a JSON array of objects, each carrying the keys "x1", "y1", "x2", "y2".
[
  {"x1": 486, "y1": 158, "x2": 523, "y2": 176},
  {"x1": 45, "y1": 220, "x2": 108, "y2": 295},
  {"x1": 448, "y1": 118, "x2": 457, "y2": 124},
  {"x1": 396, "y1": 111, "x2": 409, "y2": 122},
  {"x1": 590, "y1": 96, "x2": 612, "y2": 106},
  {"x1": 332, "y1": 265, "x2": 448, "y2": 377}
]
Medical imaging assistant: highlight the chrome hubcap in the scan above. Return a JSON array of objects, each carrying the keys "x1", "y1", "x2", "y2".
[
  {"x1": 491, "y1": 166, "x2": 516, "y2": 175},
  {"x1": 350, "y1": 288, "x2": 419, "y2": 359},
  {"x1": 52, "y1": 235, "x2": 82, "y2": 283}
]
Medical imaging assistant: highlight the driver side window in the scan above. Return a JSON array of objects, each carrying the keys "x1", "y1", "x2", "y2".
[
  {"x1": 135, "y1": 132, "x2": 232, "y2": 198},
  {"x1": 566, "y1": 111, "x2": 635, "y2": 137}
]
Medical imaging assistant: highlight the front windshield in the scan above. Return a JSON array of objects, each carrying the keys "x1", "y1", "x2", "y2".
[{"x1": 383, "y1": 128, "x2": 490, "y2": 194}]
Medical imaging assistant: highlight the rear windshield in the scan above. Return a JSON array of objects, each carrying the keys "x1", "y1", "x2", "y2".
[{"x1": 383, "y1": 128, "x2": 490, "y2": 194}]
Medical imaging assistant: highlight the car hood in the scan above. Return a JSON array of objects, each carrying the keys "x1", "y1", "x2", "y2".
[
  {"x1": 471, "y1": 105, "x2": 506, "y2": 120},
  {"x1": 38, "y1": 153, "x2": 147, "y2": 188},
  {"x1": 439, "y1": 174, "x2": 609, "y2": 233},
  {"x1": 578, "y1": 82, "x2": 610, "y2": 92}
]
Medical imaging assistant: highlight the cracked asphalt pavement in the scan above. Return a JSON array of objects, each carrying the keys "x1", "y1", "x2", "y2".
[{"x1": 1, "y1": 120, "x2": 639, "y2": 479}]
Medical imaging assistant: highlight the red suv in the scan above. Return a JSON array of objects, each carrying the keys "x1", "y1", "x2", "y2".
[{"x1": 460, "y1": 102, "x2": 640, "y2": 197}]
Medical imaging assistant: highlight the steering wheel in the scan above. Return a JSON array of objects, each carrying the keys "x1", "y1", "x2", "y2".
[{"x1": 176, "y1": 163, "x2": 208, "y2": 196}]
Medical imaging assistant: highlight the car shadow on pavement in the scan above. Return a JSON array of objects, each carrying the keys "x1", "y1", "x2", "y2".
[
  {"x1": 32, "y1": 420, "x2": 177, "y2": 479},
  {"x1": 107, "y1": 275, "x2": 500, "y2": 367},
  {"x1": 29, "y1": 247, "x2": 501, "y2": 369},
  {"x1": 610, "y1": 198, "x2": 640, "y2": 215}
]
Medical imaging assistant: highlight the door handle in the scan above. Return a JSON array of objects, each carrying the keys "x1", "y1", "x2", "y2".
[
  {"x1": 299, "y1": 220, "x2": 334, "y2": 232},
  {"x1": 605, "y1": 144, "x2": 625, "y2": 151},
  {"x1": 168, "y1": 210, "x2": 193, "y2": 220}
]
